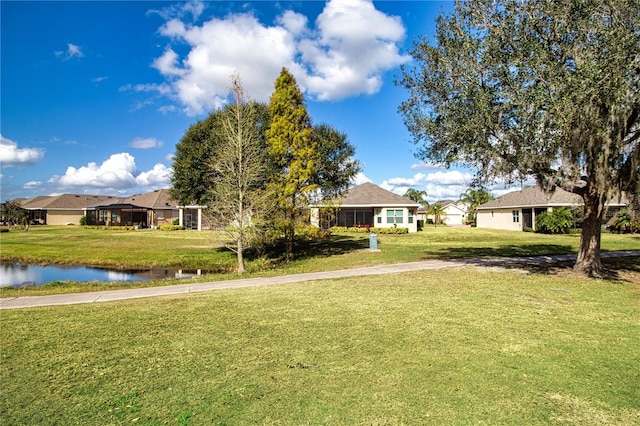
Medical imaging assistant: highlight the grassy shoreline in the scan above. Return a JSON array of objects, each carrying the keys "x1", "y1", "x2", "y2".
[{"x1": 1, "y1": 226, "x2": 639, "y2": 297}]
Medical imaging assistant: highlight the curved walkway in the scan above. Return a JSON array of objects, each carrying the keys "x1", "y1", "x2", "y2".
[{"x1": 1, "y1": 251, "x2": 638, "y2": 310}]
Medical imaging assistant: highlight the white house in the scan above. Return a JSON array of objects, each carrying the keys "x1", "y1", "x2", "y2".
[{"x1": 310, "y1": 182, "x2": 421, "y2": 233}]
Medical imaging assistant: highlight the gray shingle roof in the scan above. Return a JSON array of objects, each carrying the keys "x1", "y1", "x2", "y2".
[
  {"x1": 19, "y1": 190, "x2": 179, "y2": 210},
  {"x1": 477, "y1": 186, "x2": 627, "y2": 210},
  {"x1": 331, "y1": 182, "x2": 420, "y2": 207},
  {"x1": 20, "y1": 194, "x2": 118, "y2": 210},
  {"x1": 120, "y1": 189, "x2": 178, "y2": 209}
]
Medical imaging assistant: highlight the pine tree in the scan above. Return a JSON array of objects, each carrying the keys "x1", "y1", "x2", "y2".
[{"x1": 266, "y1": 68, "x2": 319, "y2": 260}]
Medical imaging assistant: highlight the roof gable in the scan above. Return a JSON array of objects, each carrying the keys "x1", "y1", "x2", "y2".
[
  {"x1": 21, "y1": 194, "x2": 118, "y2": 210},
  {"x1": 120, "y1": 189, "x2": 177, "y2": 208},
  {"x1": 331, "y1": 182, "x2": 420, "y2": 207},
  {"x1": 476, "y1": 186, "x2": 627, "y2": 209}
]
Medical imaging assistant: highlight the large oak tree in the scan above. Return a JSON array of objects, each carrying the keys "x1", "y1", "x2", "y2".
[{"x1": 398, "y1": 0, "x2": 639, "y2": 276}]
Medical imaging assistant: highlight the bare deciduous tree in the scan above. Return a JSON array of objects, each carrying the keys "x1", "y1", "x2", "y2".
[{"x1": 207, "y1": 74, "x2": 275, "y2": 273}]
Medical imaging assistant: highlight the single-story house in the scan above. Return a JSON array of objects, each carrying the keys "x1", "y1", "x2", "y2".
[
  {"x1": 476, "y1": 186, "x2": 627, "y2": 231},
  {"x1": 18, "y1": 189, "x2": 208, "y2": 230},
  {"x1": 418, "y1": 200, "x2": 469, "y2": 226},
  {"x1": 310, "y1": 182, "x2": 421, "y2": 233},
  {"x1": 89, "y1": 189, "x2": 182, "y2": 228},
  {"x1": 20, "y1": 194, "x2": 118, "y2": 225}
]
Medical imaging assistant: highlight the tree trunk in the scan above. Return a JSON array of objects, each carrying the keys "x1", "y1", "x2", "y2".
[
  {"x1": 285, "y1": 224, "x2": 294, "y2": 262},
  {"x1": 574, "y1": 191, "x2": 605, "y2": 276},
  {"x1": 236, "y1": 238, "x2": 246, "y2": 274}
]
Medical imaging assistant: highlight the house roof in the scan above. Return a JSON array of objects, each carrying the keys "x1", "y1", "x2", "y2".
[
  {"x1": 20, "y1": 194, "x2": 118, "y2": 210},
  {"x1": 323, "y1": 182, "x2": 420, "y2": 208},
  {"x1": 119, "y1": 189, "x2": 178, "y2": 209},
  {"x1": 17, "y1": 189, "x2": 179, "y2": 211},
  {"x1": 477, "y1": 186, "x2": 627, "y2": 210}
]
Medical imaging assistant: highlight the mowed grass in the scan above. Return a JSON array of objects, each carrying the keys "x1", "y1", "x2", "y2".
[
  {"x1": 1, "y1": 225, "x2": 639, "y2": 296},
  {"x1": 1, "y1": 267, "x2": 639, "y2": 425}
]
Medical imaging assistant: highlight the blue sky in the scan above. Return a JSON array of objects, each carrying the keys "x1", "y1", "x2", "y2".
[{"x1": 1, "y1": 0, "x2": 521, "y2": 203}]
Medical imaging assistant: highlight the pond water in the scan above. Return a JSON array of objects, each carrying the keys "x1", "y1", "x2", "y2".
[{"x1": 0, "y1": 263, "x2": 204, "y2": 288}]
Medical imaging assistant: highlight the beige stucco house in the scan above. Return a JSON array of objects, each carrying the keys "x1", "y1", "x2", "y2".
[
  {"x1": 20, "y1": 194, "x2": 118, "y2": 225},
  {"x1": 18, "y1": 189, "x2": 207, "y2": 230},
  {"x1": 476, "y1": 186, "x2": 626, "y2": 231},
  {"x1": 310, "y1": 182, "x2": 421, "y2": 233}
]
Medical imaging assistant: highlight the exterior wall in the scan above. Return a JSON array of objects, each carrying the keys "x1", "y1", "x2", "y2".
[
  {"x1": 152, "y1": 208, "x2": 175, "y2": 226},
  {"x1": 476, "y1": 208, "x2": 523, "y2": 231},
  {"x1": 46, "y1": 210, "x2": 85, "y2": 225},
  {"x1": 311, "y1": 206, "x2": 419, "y2": 233},
  {"x1": 373, "y1": 207, "x2": 418, "y2": 233}
]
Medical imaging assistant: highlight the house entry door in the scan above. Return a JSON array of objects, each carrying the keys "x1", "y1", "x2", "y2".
[{"x1": 522, "y1": 209, "x2": 533, "y2": 229}]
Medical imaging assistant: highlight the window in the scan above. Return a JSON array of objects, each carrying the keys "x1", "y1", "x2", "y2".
[
  {"x1": 111, "y1": 212, "x2": 119, "y2": 224},
  {"x1": 386, "y1": 209, "x2": 403, "y2": 224},
  {"x1": 376, "y1": 209, "x2": 382, "y2": 224},
  {"x1": 99, "y1": 210, "x2": 108, "y2": 223},
  {"x1": 408, "y1": 209, "x2": 415, "y2": 224},
  {"x1": 512, "y1": 210, "x2": 520, "y2": 223}
]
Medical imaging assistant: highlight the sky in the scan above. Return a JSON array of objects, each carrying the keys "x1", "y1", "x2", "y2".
[{"x1": 1, "y1": 0, "x2": 524, "y2": 203}]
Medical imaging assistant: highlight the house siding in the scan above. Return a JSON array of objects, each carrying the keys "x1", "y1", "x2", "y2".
[
  {"x1": 46, "y1": 210, "x2": 85, "y2": 225},
  {"x1": 476, "y1": 208, "x2": 523, "y2": 231}
]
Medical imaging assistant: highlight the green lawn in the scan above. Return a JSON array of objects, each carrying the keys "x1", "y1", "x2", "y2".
[
  {"x1": 1, "y1": 267, "x2": 639, "y2": 425},
  {"x1": 1, "y1": 225, "x2": 639, "y2": 296}
]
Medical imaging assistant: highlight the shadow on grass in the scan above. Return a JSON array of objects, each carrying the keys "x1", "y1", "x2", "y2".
[
  {"x1": 504, "y1": 256, "x2": 640, "y2": 282},
  {"x1": 420, "y1": 244, "x2": 576, "y2": 259},
  {"x1": 250, "y1": 235, "x2": 369, "y2": 263},
  {"x1": 422, "y1": 245, "x2": 639, "y2": 282}
]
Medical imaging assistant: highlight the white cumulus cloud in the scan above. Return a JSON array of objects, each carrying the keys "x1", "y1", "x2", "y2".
[
  {"x1": 0, "y1": 135, "x2": 45, "y2": 165},
  {"x1": 141, "y1": 0, "x2": 409, "y2": 115},
  {"x1": 380, "y1": 169, "x2": 474, "y2": 202},
  {"x1": 48, "y1": 153, "x2": 172, "y2": 191},
  {"x1": 135, "y1": 163, "x2": 172, "y2": 187}
]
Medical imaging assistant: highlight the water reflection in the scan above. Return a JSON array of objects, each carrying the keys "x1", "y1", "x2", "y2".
[{"x1": 0, "y1": 263, "x2": 204, "y2": 288}]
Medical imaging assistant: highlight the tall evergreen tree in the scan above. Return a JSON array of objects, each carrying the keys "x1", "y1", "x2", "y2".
[{"x1": 266, "y1": 68, "x2": 319, "y2": 260}]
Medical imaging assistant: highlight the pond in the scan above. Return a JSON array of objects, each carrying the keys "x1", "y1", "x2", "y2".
[{"x1": 0, "y1": 263, "x2": 204, "y2": 288}]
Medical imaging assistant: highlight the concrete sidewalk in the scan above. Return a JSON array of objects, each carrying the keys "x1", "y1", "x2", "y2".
[{"x1": 1, "y1": 251, "x2": 638, "y2": 310}]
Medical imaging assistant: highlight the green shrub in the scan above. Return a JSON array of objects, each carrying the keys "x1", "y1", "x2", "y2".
[
  {"x1": 295, "y1": 224, "x2": 330, "y2": 239},
  {"x1": 609, "y1": 209, "x2": 639, "y2": 233},
  {"x1": 535, "y1": 207, "x2": 573, "y2": 234},
  {"x1": 79, "y1": 216, "x2": 88, "y2": 226},
  {"x1": 330, "y1": 226, "x2": 348, "y2": 233},
  {"x1": 81, "y1": 225, "x2": 137, "y2": 231},
  {"x1": 347, "y1": 227, "x2": 370, "y2": 233},
  {"x1": 160, "y1": 225, "x2": 184, "y2": 231},
  {"x1": 370, "y1": 227, "x2": 409, "y2": 234}
]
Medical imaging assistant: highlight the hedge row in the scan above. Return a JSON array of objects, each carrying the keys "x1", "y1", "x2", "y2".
[
  {"x1": 79, "y1": 225, "x2": 185, "y2": 231},
  {"x1": 330, "y1": 226, "x2": 409, "y2": 234}
]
